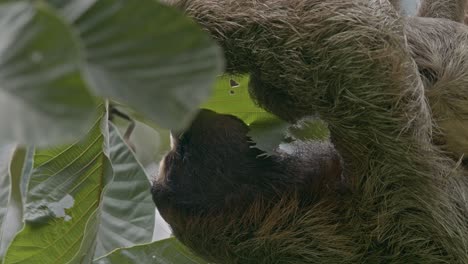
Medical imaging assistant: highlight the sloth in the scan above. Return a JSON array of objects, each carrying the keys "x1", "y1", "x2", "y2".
[{"x1": 152, "y1": 0, "x2": 468, "y2": 263}]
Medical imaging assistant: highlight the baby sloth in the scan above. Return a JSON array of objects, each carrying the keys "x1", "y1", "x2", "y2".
[
  {"x1": 153, "y1": 109, "x2": 345, "y2": 262},
  {"x1": 153, "y1": 109, "x2": 342, "y2": 225},
  {"x1": 153, "y1": 0, "x2": 468, "y2": 263}
]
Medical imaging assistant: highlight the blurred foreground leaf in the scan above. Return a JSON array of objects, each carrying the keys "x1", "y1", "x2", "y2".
[
  {"x1": 0, "y1": 1, "x2": 96, "y2": 146},
  {"x1": 0, "y1": 0, "x2": 223, "y2": 147},
  {"x1": 50, "y1": 0, "x2": 224, "y2": 130}
]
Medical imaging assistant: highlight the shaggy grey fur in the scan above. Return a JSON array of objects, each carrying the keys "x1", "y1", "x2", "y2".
[{"x1": 155, "y1": 0, "x2": 468, "y2": 263}]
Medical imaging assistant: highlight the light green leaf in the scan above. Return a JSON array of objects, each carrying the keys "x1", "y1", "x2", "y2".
[
  {"x1": 204, "y1": 75, "x2": 330, "y2": 153},
  {"x1": 249, "y1": 119, "x2": 290, "y2": 155},
  {"x1": 50, "y1": 0, "x2": 224, "y2": 130},
  {"x1": 94, "y1": 123, "x2": 155, "y2": 258},
  {"x1": 0, "y1": 145, "x2": 14, "y2": 232},
  {"x1": 287, "y1": 118, "x2": 329, "y2": 141},
  {"x1": 204, "y1": 75, "x2": 290, "y2": 154},
  {"x1": 0, "y1": 1, "x2": 96, "y2": 146},
  {"x1": 3, "y1": 113, "x2": 112, "y2": 264},
  {"x1": 68, "y1": 209, "x2": 101, "y2": 264},
  {"x1": 110, "y1": 110, "x2": 171, "y2": 172},
  {"x1": 203, "y1": 75, "x2": 275, "y2": 124},
  {"x1": 129, "y1": 122, "x2": 171, "y2": 176},
  {"x1": 0, "y1": 144, "x2": 16, "y2": 259},
  {"x1": 0, "y1": 147, "x2": 30, "y2": 263},
  {"x1": 19, "y1": 148, "x2": 34, "y2": 201},
  {"x1": 94, "y1": 238, "x2": 208, "y2": 264}
]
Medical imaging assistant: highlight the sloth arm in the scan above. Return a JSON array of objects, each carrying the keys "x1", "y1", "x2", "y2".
[
  {"x1": 418, "y1": 0, "x2": 467, "y2": 22},
  {"x1": 404, "y1": 0, "x2": 468, "y2": 160},
  {"x1": 405, "y1": 17, "x2": 468, "y2": 161},
  {"x1": 171, "y1": 0, "x2": 468, "y2": 261},
  {"x1": 174, "y1": 0, "x2": 436, "y2": 186}
]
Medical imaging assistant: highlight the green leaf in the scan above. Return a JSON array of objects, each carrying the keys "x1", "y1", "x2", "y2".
[
  {"x1": 127, "y1": 122, "x2": 171, "y2": 173},
  {"x1": 109, "y1": 108, "x2": 171, "y2": 171},
  {"x1": 19, "y1": 148, "x2": 34, "y2": 202},
  {"x1": 287, "y1": 118, "x2": 329, "y2": 141},
  {"x1": 0, "y1": 145, "x2": 14, "y2": 235},
  {"x1": 204, "y1": 75, "x2": 330, "y2": 153},
  {"x1": 204, "y1": 75, "x2": 290, "y2": 154},
  {"x1": 94, "y1": 238, "x2": 208, "y2": 264},
  {"x1": 203, "y1": 75, "x2": 274, "y2": 124},
  {"x1": 0, "y1": 1, "x2": 96, "y2": 146},
  {"x1": 0, "y1": 146, "x2": 36, "y2": 263},
  {"x1": 249, "y1": 119, "x2": 290, "y2": 155},
  {"x1": 94, "y1": 123, "x2": 155, "y2": 258},
  {"x1": 3, "y1": 113, "x2": 113, "y2": 264},
  {"x1": 50, "y1": 0, "x2": 224, "y2": 130},
  {"x1": 0, "y1": 144, "x2": 16, "y2": 259}
]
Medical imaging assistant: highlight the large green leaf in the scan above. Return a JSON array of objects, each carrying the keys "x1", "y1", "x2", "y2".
[
  {"x1": 3, "y1": 114, "x2": 112, "y2": 264},
  {"x1": 94, "y1": 123, "x2": 155, "y2": 258},
  {"x1": 49, "y1": 0, "x2": 224, "y2": 130},
  {"x1": 0, "y1": 1, "x2": 96, "y2": 146},
  {"x1": 203, "y1": 75, "x2": 276, "y2": 124},
  {"x1": 94, "y1": 238, "x2": 208, "y2": 264},
  {"x1": 0, "y1": 144, "x2": 16, "y2": 259},
  {"x1": 204, "y1": 76, "x2": 290, "y2": 154}
]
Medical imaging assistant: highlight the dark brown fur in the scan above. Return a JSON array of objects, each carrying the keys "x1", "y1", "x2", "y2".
[
  {"x1": 153, "y1": 0, "x2": 468, "y2": 263},
  {"x1": 153, "y1": 110, "x2": 343, "y2": 219}
]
